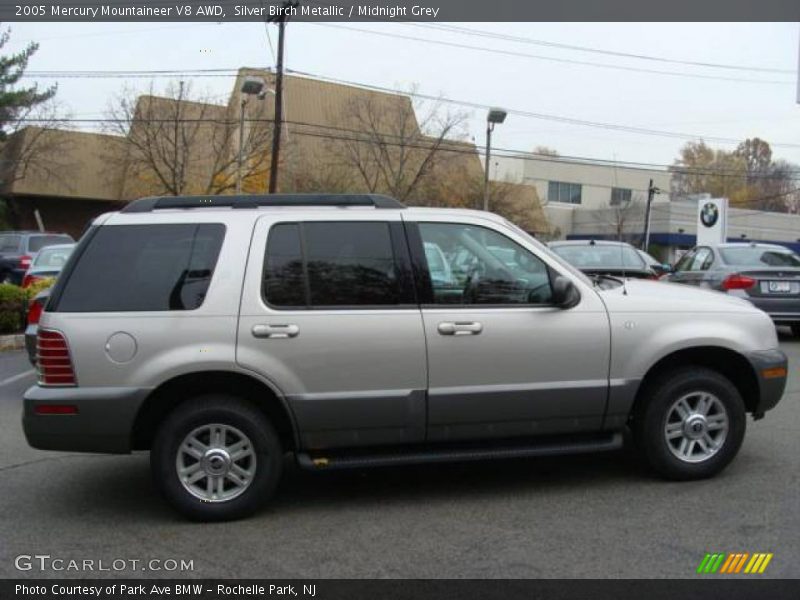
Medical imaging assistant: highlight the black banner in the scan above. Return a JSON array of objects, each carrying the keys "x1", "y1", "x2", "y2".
[
  {"x1": 3, "y1": 0, "x2": 800, "y2": 22},
  {"x1": 3, "y1": 580, "x2": 800, "y2": 600}
]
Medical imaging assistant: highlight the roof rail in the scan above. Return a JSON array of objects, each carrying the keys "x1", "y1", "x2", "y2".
[{"x1": 120, "y1": 193, "x2": 406, "y2": 213}]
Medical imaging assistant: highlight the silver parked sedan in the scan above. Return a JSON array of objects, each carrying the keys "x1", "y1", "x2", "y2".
[{"x1": 665, "y1": 242, "x2": 800, "y2": 336}]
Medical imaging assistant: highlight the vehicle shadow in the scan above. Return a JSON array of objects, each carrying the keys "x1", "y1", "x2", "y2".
[{"x1": 44, "y1": 439, "x2": 649, "y2": 522}]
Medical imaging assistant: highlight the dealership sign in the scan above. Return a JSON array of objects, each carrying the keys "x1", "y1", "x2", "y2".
[{"x1": 696, "y1": 197, "x2": 728, "y2": 246}]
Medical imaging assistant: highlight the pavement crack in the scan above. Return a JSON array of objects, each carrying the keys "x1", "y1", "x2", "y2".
[{"x1": 0, "y1": 453, "x2": 105, "y2": 472}]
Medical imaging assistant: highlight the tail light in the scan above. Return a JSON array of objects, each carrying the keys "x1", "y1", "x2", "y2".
[
  {"x1": 721, "y1": 274, "x2": 756, "y2": 291},
  {"x1": 36, "y1": 329, "x2": 77, "y2": 386},
  {"x1": 22, "y1": 274, "x2": 42, "y2": 289},
  {"x1": 19, "y1": 255, "x2": 32, "y2": 270},
  {"x1": 27, "y1": 298, "x2": 44, "y2": 326}
]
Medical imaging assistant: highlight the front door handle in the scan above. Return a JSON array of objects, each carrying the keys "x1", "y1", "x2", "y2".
[
  {"x1": 252, "y1": 324, "x2": 299, "y2": 339},
  {"x1": 438, "y1": 321, "x2": 483, "y2": 336}
]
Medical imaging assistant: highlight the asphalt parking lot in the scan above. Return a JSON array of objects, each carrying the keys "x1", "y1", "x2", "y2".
[{"x1": 0, "y1": 333, "x2": 798, "y2": 579}]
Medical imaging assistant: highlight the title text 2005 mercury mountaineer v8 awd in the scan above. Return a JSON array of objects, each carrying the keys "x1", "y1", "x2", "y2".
[{"x1": 23, "y1": 194, "x2": 787, "y2": 520}]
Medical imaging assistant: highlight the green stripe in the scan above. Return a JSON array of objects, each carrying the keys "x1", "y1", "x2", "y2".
[
  {"x1": 697, "y1": 554, "x2": 712, "y2": 574},
  {"x1": 710, "y1": 554, "x2": 727, "y2": 573}
]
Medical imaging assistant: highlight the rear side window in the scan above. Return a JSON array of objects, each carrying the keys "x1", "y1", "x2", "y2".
[
  {"x1": 56, "y1": 224, "x2": 225, "y2": 312},
  {"x1": 263, "y1": 222, "x2": 404, "y2": 308},
  {"x1": 0, "y1": 235, "x2": 20, "y2": 253},
  {"x1": 28, "y1": 234, "x2": 73, "y2": 253}
]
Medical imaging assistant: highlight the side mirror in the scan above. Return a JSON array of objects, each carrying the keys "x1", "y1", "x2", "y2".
[
  {"x1": 551, "y1": 275, "x2": 580, "y2": 309},
  {"x1": 661, "y1": 263, "x2": 672, "y2": 273}
]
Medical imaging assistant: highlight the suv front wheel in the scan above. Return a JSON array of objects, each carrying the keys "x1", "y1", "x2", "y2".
[
  {"x1": 632, "y1": 367, "x2": 746, "y2": 480},
  {"x1": 151, "y1": 395, "x2": 283, "y2": 521}
]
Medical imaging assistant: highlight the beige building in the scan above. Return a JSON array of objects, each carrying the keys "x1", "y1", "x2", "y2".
[
  {"x1": 3, "y1": 69, "x2": 531, "y2": 237},
  {"x1": 495, "y1": 154, "x2": 671, "y2": 238}
]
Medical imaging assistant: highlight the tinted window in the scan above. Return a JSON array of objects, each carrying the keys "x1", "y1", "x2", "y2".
[
  {"x1": 0, "y1": 235, "x2": 20, "y2": 253},
  {"x1": 57, "y1": 224, "x2": 224, "y2": 312},
  {"x1": 419, "y1": 223, "x2": 552, "y2": 305},
  {"x1": 550, "y1": 244, "x2": 646, "y2": 270},
  {"x1": 263, "y1": 224, "x2": 305, "y2": 307},
  {"x1": 720, "y1": 246, "x2": 800, "y2": 267},
  {"x1": 263, "y1": 222, "x2": 401, "y2": 307},
  {"x1": 28, "y1": 234, "x2": 74, "y2": 253}
]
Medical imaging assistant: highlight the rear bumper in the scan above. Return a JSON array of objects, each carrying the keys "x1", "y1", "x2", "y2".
[
  {"x1": 744, "y1": 349, "x2": 788, "y2": 415},
  {"x1": 22, "y1": 385, "x2": 150, "y2": 453},
  {"x1": 744, "y1": 296, "x2": 800, "y2": 323}
]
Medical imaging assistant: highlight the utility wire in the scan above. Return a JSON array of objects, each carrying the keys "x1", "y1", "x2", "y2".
[
  {"x1": 406, "y1": 23, "x2": 795, "y2": 75},
  {"x1": 305, "y1": 23, "x2": 795, "y2": 86},
  {"x1": 20, "y1": 67, "x2": 800, "y2": 149},
  {"x1": 23, "y1": 114, "x2": 800, "y2": 182}
]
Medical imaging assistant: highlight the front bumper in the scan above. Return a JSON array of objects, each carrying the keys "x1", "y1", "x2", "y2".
[
  {"x1": 744, "y1": 349, "x2": 789, "y2": 416},
  {"x1": 22, "y1": 385, "x2": 150, "y2": 453}
]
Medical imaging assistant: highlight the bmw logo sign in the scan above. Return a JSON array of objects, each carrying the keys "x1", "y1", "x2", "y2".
[{"x1": 700, "y1": 202, "x2": 719, "y2": 228}]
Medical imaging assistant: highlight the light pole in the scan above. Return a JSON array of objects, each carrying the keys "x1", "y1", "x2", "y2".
[
  {"x1": 483, "y1": 107, "x2": 507, "y2": 211},
  {"x1": 642, "y1": 178, "x2": 661, "y2": 252},
  {"x1": 237, "y1": 76, "x2": 268, "y2": 194}
]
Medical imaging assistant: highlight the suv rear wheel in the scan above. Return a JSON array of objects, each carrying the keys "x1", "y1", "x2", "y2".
[
  {"x1": 151, "y1": 395, "x2": 283, "y2": 521},
  {"x1": 632, "y1": 367, "x2": 746, "y2": 480}
]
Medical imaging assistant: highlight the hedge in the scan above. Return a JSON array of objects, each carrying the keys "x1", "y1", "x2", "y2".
[{"x1": 0, "y1": 278, "x2": 57, "y2": 335}]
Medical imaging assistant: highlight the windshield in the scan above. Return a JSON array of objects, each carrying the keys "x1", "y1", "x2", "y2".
[
  {"x1": 33, "y1": 245, "x2": 74, "y2": 268},
  {"x1": 719, "y1": 246, "x2": 800, "y2": 268},
  {"x1": 550, "y1": 244, "x2": 647, "y2": 270}
]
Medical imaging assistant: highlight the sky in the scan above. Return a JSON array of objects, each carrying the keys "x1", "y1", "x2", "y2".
[{"x1": 6, "y1": 21, "x2": 800, "y2": 172}]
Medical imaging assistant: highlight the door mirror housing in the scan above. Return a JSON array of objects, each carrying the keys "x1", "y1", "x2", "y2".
[{"x1": 551, "y1": 275, "x2": 580, "y2": 309}]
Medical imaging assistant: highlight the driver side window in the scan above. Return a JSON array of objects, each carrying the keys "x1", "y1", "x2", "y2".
[{"x1": 418, "y1": 223, "x2": 552, "y2": 305}]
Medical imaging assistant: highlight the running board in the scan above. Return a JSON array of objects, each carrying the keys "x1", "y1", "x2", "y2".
[{"x1": 297, "y1": 432, "x2": 623, "y2": 471}]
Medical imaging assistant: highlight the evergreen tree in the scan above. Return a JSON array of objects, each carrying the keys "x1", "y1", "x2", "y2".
[{"x1": 0, "y1": 26, "x2": 56, "y2": 140}]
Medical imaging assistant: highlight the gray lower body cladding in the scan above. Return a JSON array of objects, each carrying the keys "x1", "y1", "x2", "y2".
[{"x1": 22, "y1": 385, "x2": 150, "y2": 453}]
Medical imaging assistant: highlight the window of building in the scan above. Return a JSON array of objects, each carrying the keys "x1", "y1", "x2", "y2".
[
  {"x1": 548, "y1": 181, "x2": 582, "y2": 204},
  {"x1": 610, "y1": 187, "x2": 632, "y2": 206},
  {"x1": 56, "y1": 224, "x2": 225, "y2": 312},
  {"x1": 263, "y1": 222, "x2": 403, "y2": 308}
]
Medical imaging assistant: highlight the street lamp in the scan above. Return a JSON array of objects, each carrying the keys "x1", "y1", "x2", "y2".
[
  {"x1": 483, "y1": 108, "x2": 507, "y2": 211},
  {"x1": 237, "y1": 76, "x2": 269, "y2": 194}
]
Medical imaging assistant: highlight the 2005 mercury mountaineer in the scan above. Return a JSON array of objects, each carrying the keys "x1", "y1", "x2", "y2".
[{"x1": 23, "y1": 194, "x2": 788, "y2": 520}]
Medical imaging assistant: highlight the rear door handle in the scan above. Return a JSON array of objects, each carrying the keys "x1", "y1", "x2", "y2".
[
  {"x1": 252, "y1": 324, "x2": 299, "y2": 339},
  {"x1": 438, "y1": 321, "x2": 483, "y2": 336}
]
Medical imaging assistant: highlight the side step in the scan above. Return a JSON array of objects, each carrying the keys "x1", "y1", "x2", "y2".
[{"x1": 297, "y1": 432, "x2": 623, "y2": 471}]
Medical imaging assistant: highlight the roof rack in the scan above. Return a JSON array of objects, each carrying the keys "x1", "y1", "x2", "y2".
[{"x1": 121, "y1": 193, "x2": 406, "y2": 213}]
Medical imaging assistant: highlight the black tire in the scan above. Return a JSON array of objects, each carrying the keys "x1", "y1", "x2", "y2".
[
  {"x1": 151, "y1": 394, "x2": 283, "y2": 521},
  {"x1": 791, "y1": 323, "x2": 800, "y2": 338},
  {"x1": 632, "y1": 367, "x2": 746, "y2": 480}
]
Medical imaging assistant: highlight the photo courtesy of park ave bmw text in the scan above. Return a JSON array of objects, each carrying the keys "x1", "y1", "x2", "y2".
[{"x1": 0, "y1": 1, "x2": 799, "y2": 598}]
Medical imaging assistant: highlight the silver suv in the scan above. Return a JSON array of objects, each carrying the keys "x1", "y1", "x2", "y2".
[{"x1": 23, "y1": 195, "x2": 788, "y2": 521}]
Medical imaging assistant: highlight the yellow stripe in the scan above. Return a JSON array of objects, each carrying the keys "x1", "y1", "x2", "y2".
[
  {"x1": 734, "y1": 553, "x2": 749, "y2": 573},
  {"x1": 745, "y1": 553, "x2": 766, "y2": 573},
  {"x1": 720, "y1": 554, "x2": 736, "y2": 574},
  {"x1": 743, "y1": 554, "x2": 759, "y2": 573},
  {"x1": 758, "y1": 554, "x2": 773, "y2": 574}
]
